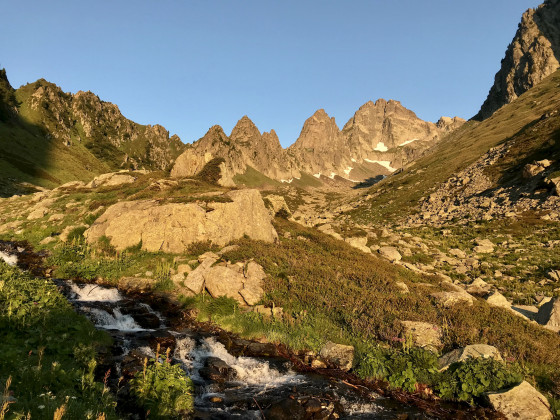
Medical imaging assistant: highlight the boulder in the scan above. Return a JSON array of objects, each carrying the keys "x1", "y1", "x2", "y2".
[
  {"x1": 535, "y1": 297, "x2": 560, "y2": 332},
  {"x1": 546, "y1": 175, "x2": 560, "y2": 196},
  {"x1": 473, "y1": 238, "x2": 494, "y2": 254},
  {"x1": 87, "y1": 172, "x2": 136, "y2": 188},
  {"x1": 431, "y1": 291, "x2": 474, "y2": 308},
  {"x1": 378, "y1": 246, "x2": 402, "y2": 262},
  {"x1": 318, "y1": 341, "x2": 354, "y2": 371},
  {"x1": 449, "y1": 248, "x2": 466, "y2": 259},
  {"x1": 523, "y1": 163, "x2": 544, "y2": 178},
  {"x1": 184, "y1": 256, "x2": 218, "y2": 294},
  {"x1": 486, "y1": 381, "x2": 552, "y2": 420},
  {"x1": 485, "y1": 291, "x2": 511, "y2": 308},
  {"x1": 345, "y1": 237, "x2": 371, "y2": 254},
  {"x1": 438, "y1": 344, "x2": 502, "y2": 370},
  {"x1": 401, "y1": 321, "x2": 443, "y2": 352},
  {"x1": 84, "y1": 189, "x2": 277, "y2": 252},
  {"x1": 467, "y1": 278, "x2": 492, "y2": 295},
  {"x1": 395, "y1": 281, "x2": 409, "y2": 294},
  {"x1": 204, "y1": 265, "x2": 246, "y2": 304},
  {"x1": 546, "y1": 269, "x2": 560, "y2": 282}
]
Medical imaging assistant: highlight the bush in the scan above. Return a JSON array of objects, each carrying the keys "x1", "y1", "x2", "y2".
[
  {"x1": 436, "y1": 358, "x2": 524, "y2": 404},
  {"x1": 130, "y1": 351, "x2": 194, "y2": 418}
]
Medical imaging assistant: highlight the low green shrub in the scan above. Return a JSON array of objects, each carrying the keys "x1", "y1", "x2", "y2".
[{"x1": 130, "y1": 352, "x2": 194, "y2": 418}]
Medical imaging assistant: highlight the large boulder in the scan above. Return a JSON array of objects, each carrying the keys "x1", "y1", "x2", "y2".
[
  {"x1": 85, "y1": 189, "x2": 277, "y2": 253},
  {"x1": 378, "y1": 246, "x2": 402, "y2": 262},
  {"x1": 486, "y1": 381, "x2": 552, "y2": 420},
  {"x1": 535, "y1": 297, "x2": 560, "y2": 332},
  {"x1": 438, "y1": 344, "x2": 502, "y2": 370},
  {"x1": 431, "y1": 291, "x2": 474, "y2": 308},
  {"x1": 318, "y1": 341, "x2": 354, "y2": 371},
  {"x1": 204, "y1": 264, "x2": 246, "y2": 304},
  {"x1": 87, "y1": 172, "x2": 136, "y2": 188}
]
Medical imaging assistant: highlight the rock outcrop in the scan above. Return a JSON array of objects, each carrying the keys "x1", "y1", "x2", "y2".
[
  {"x1": 475, "y1": 0, "x2": 560, "y2": 120},
  {"x1": 84, "y1": 189, "x2": 277, "y2": 252}
]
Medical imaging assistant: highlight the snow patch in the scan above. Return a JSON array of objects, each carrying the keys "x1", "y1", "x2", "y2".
[
  {"x1": 374, "y1": 142, "x2": 388, "y2": 152},
  {"x1": 399, "y1": 138, "x2": 418, "y2": 147},
  {"x1": 351, "y1": 158, "x2": 356, "y2": 162},
  {"x1": 313, "y1": 173, "x2": 321, "y2": 179},
  {"x1": 329, "y1": 172, "x2": 336, "y2": 179},
  {"x1": 364, "y1": 159, "x2": 396, "y2": 172},
  {"x1": 280, "y1": 179, "x2": 293, "y2": 183},
  {"x1": 344, "y1": 166, "x2": 353, "y2": 175}
]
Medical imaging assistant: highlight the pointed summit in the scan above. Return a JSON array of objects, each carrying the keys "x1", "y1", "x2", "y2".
[{"x1": 230, "y1": 115, "x2": 261, "y2": 143}]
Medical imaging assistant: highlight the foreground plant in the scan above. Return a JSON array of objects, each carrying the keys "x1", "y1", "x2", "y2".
[{"x1": 130, "y1": 347, "x2": 194, "y2": 418}]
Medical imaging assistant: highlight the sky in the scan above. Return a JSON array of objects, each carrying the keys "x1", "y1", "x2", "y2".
[{"x1": 0, "y1": 0, "x2": 542, "y2": 147}]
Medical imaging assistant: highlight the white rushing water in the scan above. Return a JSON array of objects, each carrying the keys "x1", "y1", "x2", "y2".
[
  {"x1": 174, "y1": 336, "x2": 304, "y2": 388},
  {"x1": 86, "y1": 307, "x2": 145, "y2": 331},
  {"x1": 70, "y1": 282, "x2": 123, "y2": 302},
  {"x1": 0, "y1": 251, "x2": 17, "y2": 267}
]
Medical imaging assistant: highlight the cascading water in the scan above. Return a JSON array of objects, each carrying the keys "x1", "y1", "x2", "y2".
[{"x1": 54, "y1": 280, "x2": 423, "y2": 419}]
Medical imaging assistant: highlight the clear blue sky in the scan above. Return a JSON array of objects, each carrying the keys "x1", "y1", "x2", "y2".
[{"x1": 1, "y1": 0, "x2": 541, "y2": 147}]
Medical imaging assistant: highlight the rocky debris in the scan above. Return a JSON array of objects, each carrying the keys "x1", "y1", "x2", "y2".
[
  {"x1": 449, "y1": 248, "x2": 466, "y2": 259},
  {"x1": 344, "y1": 236, "x2": 371, "y2": 254},
  {"x1": 318, "y1": 341, "x2": 354, "y2": 371},
  {"x1": 535, "y1": 297, "x2": 560, "y2": 332},
  {"x1": 438, "y1": 344, "x2": 502, "y2": 370},
  {"x1": 400, "y1": 321, "x2": 443, "y2": 352},
  {"x1": 118, "y1": 277, "x2": 156, "y2": 294},
  {"x1": 408, "y1": 142, "x2": 560, "y2": 226},
  {"x1": 547, "y1": 174, "x2": 560, "y2": 196},
  {"x1": 431, "y1": 290, "x2": 475, "y2": 308},
  {"x1": 523, "y1": 163, "x2": 546, "y2": 178},
  {"x1": 86, "y1": 172, "x2": 136, "y2": 188},
  {"x1": 378, "y1": 246, "x2": 401, "y2": 262},
  {"x1": 85, "y1": 189, "x2": 277, "y2": 252},
  {"x1": 486, "y1": 381, "x2": 553, "y2": 420}
]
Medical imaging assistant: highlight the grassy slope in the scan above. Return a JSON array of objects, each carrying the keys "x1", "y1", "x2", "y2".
[{"x1": 351, "y1": 69, "x2": 560, "y2": 224}]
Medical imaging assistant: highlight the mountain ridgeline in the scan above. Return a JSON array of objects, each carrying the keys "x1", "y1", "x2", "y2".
[
  {"x1": 0, "y1": 74, "x2": 186, "y2": 195},
  {"x1": 171, "y1": 100, "x2": 465, "y2": 186}
]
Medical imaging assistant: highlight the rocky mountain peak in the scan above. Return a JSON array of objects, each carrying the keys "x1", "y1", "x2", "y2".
[
  {"x1": 0, "y1": 69, "x2": 18, "y2": 122},
  {"x1": 230, "y1": 115, "x2": 261, "y2": 143},
  {"x1": 474, "y1": 0, "x2": 560, "y2": 120}
]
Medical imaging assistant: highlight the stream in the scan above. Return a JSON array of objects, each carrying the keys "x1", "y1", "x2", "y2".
[{"x1": 1, "y1": 241, "x2": 452, "y2": 419}]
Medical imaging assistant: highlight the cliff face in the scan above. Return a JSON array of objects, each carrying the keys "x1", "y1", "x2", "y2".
[
  {"x1": 0, "y1": 69, "x2": 18, "y2": 122},
  {"x1": 475, "y1": 0, "x2": 560, "y2": 120},
  {"x1": 16, "y1": 79, "x2": 186, "y2": 171}
]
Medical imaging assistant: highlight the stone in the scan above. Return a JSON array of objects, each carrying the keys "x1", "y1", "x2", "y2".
[
  {"x1": 48, "y1": 213, "x2": 65, "y2": 222},
  {"x1": 204, "y1": 265, "x2": 245, "y2": 304},
  {"x1": 431, "y1": 291, "x2": 474, "y2": 308},
  {"x1": 184, "y1": 256, "x2": 218, "y2": 294},
  {"x1": 318, "y1": 341, "x2": 354, "y2": 371},
  {"x1": 87, "y1": 172, "x2": 136, "y2": 188},
  {"x1": 177, "y1": 264, "x2": 192, "y2": 276},
  {"x1": 118, "y1": 277, "x2": 156, "y2": 293},
  {"x1": 401, "y1": 321, "x2": 443, "y2": 352},
  {"x1": 467, "y1": 278, "x2": 492, "y2": 295},
  {"x1": 438, "y1": 344, "x2": 502, "y2": 370},
  {"x1": 535, "y1": 297, "x2": 560, "y2": 332},
  {"x1": 345, "y1": 236, "x2": 371, "y2": 253},
  {"x1": 239, "y1": 285, "x2": 265, "y2": 306},
  {"x1": 395, "y1": 281, "x2": 409, "y2": 294},
  {"x1": 85, "y1": 189, "x2": 278, "y2": 252},
  {"x1": 485, "y1": 291, "x2": 511, "y2": 308},
  {"x1": 27, "y1": 208, "x2": 48, "y2": 220},
  {"x1": 473, "y1": 238, "x2": 494, "y2": 254},
  {"x1": 39, "y1": 236, "x2": 56, "y2": 245},
  {"x1": 449, "y1": 248, "x2": 466, "y2": 259},
  {"x1": 486, "y1": 381, "x2": 552, "y2": 420},
  {"x1": 523, "y1": 163, "x2": 544, "y2": 178},
  {"x1": 378, "y1": 246, "x2": 402, "y2": 262},
  {"x1": 546, "y1": 270, "x2": 560, "y2": 282}
]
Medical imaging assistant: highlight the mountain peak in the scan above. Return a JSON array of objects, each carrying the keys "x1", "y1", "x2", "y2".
[
  {"x1": 230, "y1": 115, "x2": 261, "y2": 142},
  {"x1": 474, "y1": 0, "x2": 560, "y2": 120}
]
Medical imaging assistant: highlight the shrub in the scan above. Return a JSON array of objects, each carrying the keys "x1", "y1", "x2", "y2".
[{"x1": 130, "y1": 351, "x2": 194, "y2": 418}]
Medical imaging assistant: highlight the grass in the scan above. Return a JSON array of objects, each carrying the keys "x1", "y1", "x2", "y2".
[
  {"x1": 233, "y1": 165, "x2": 282, "y2": 188},
  {"x1": 0, "y1": 262, "x2": 118, "y2": 419}
]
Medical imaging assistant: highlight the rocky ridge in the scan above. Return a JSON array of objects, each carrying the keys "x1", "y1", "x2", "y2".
[
  {"x1": 171, "y1": 101, "x2": 464, "y2": 185},
  {"x1": 475, "y1": 0, "x2": 560, "y2": 120},
  {"x1": 16, "y1": 78, "x2": 186, "y2": 171}
]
